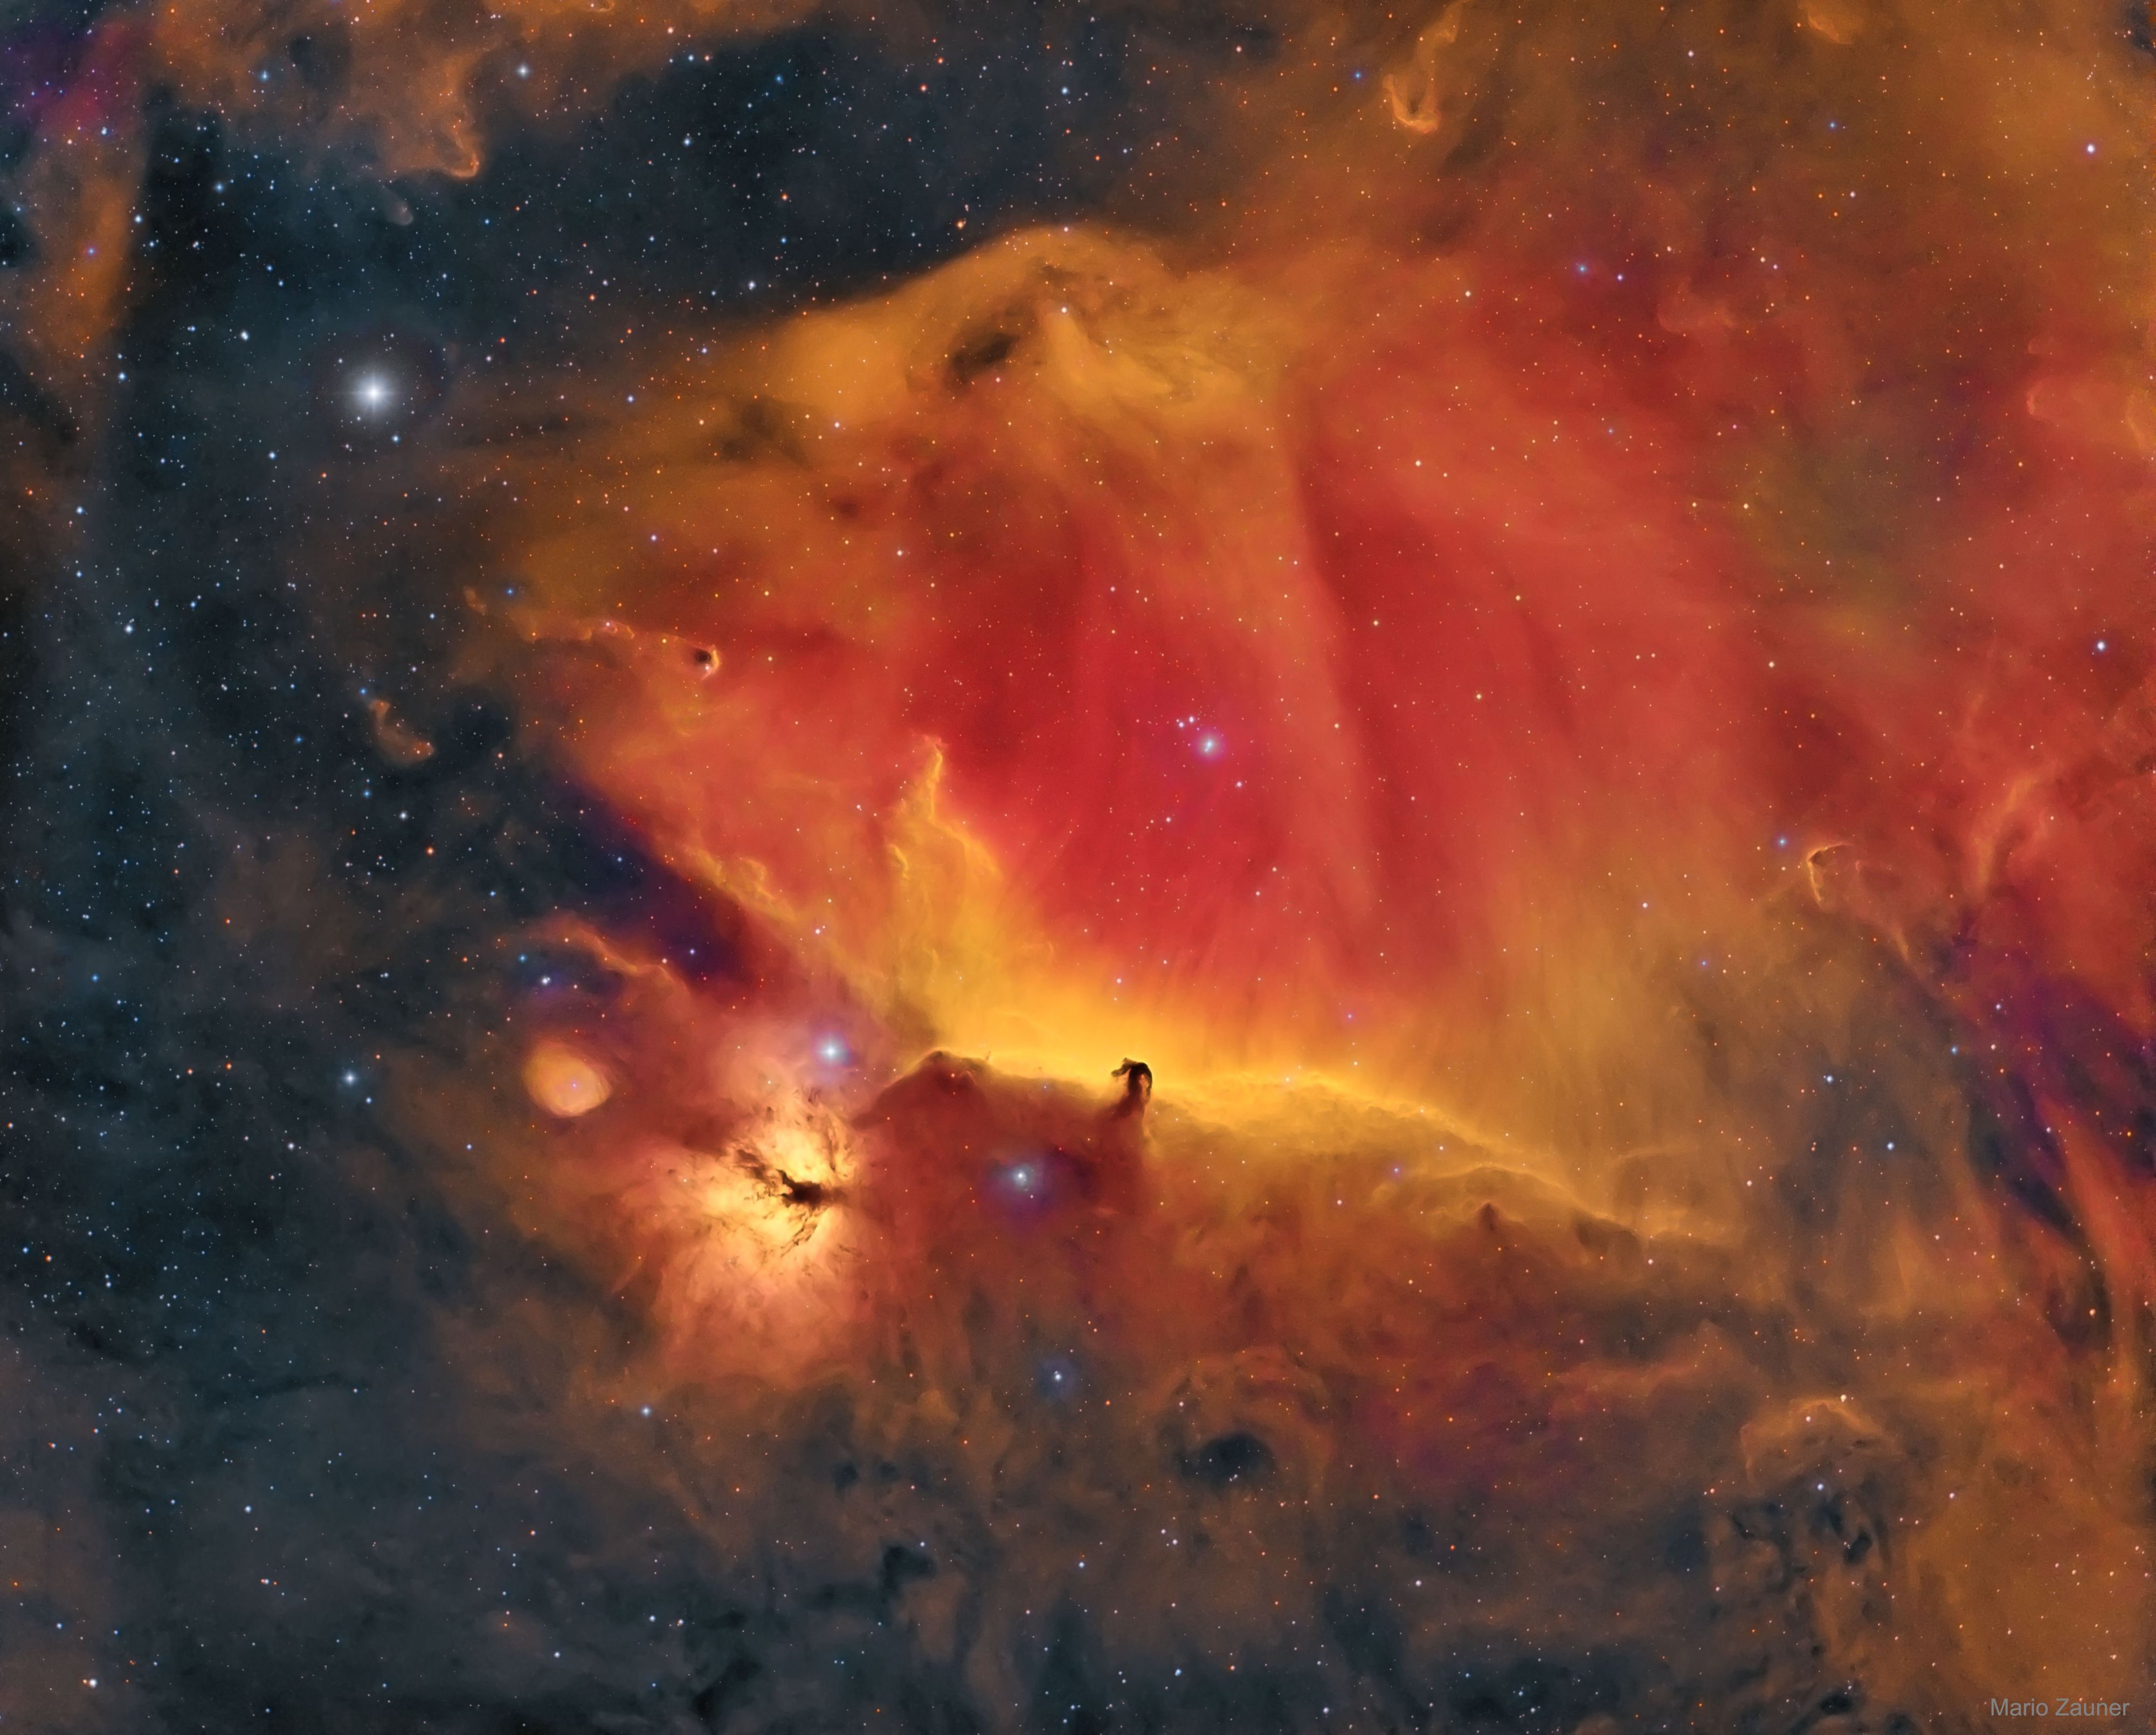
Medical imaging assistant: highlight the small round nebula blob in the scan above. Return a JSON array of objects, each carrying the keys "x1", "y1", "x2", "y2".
[{"x1": 522, "y1": 1041, "x2": 612, "y2": 1118}]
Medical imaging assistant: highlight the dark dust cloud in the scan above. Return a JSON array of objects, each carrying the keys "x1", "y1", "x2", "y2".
[{"x1": 3, "y1": 0, "x2": 2155, "y2": 1731}]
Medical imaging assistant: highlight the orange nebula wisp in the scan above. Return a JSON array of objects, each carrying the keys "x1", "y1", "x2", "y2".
[{"x1": 145, "y1": 0, "x2": 813, "y2": 176}]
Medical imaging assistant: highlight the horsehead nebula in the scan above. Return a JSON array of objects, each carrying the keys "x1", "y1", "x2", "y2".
[{"x1": 1, "y1": 0, "x2": 2152, "y2": 1729}]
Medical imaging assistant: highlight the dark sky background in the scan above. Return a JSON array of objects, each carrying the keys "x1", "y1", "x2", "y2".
[{"x1": 4, "y1": 0, "x2": 2155, "y2": 1730}]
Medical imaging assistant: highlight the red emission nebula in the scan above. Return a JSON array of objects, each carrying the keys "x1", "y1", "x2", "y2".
[
  {"x1": 36, "y1": 0, "x2": 2147, "y2": 1722},
  {"x1": 399, "y1": 2, "x2": 2156, "y2": 1714}
]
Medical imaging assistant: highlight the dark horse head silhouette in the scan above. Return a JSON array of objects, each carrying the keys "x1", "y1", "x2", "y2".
[{"x1": 1111, "y1": 1058, "x2": 1152, "y2": 1116}]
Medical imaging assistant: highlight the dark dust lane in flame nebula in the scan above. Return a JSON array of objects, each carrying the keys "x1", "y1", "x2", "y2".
[{"x1": 0, "y1": 0, "x2": 2153, "y2": 1730}]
